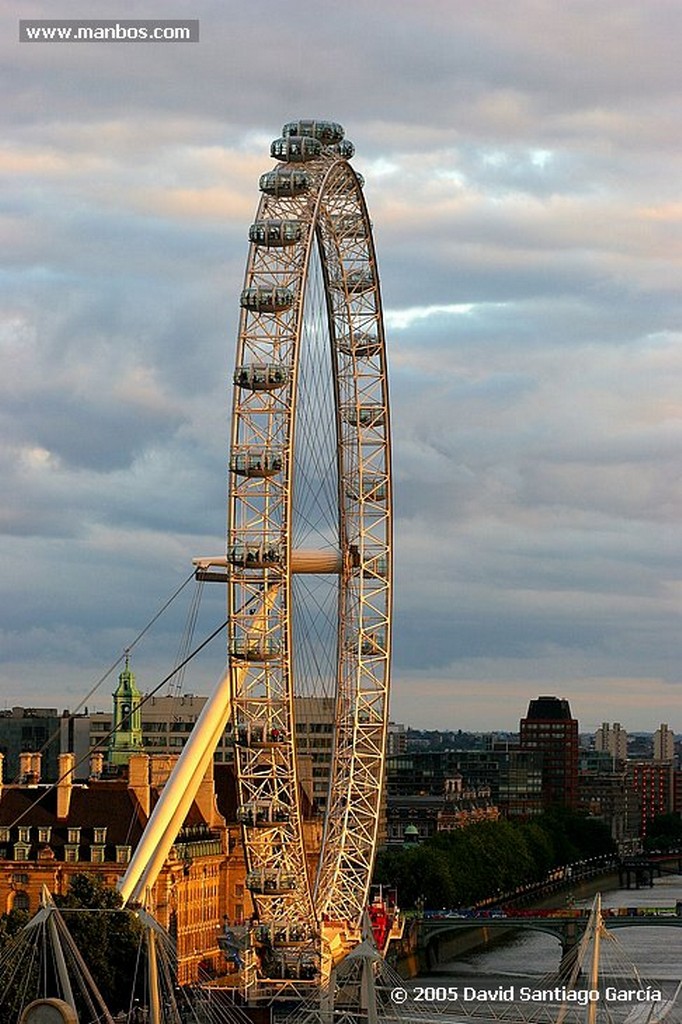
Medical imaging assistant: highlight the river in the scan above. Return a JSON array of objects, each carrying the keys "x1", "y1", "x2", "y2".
[{"x1": 391, "y1": 874, "x2": 682, "y2": 1019}]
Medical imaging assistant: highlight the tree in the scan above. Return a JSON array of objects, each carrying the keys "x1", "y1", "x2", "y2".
[
  {"x1": 55, "y1": 873, "x2": 144, "y2": 1014},
  {"x1": 644, "y1": 812, "x2": 682, "y2": 851}
]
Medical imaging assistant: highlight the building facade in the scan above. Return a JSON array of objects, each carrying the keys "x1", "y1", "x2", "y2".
[
  {"x1": 653, "y1": 723, "x2": 676, "y2": 763},
  {"x1": 519, "y1": 696, "x2": 579, "y2": 809},
  {"x1": 0, "y1": 751, "x2": 233, "y2": 985},
  {"x1": 0, "y1": 707, "x2": 62, "y2": 783},
  {"x1": 594, "y1": 722, "x2": 628, "y2": 764},
  {"x1": 626, "y1": 760, "x2": 674, "y2": 837}
]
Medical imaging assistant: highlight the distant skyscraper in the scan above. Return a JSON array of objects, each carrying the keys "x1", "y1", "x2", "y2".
[
  {"x1": 653, "y1": 723, "x2": 675, "y2": 762},
  {"x1": 519, "y1": 696, "x2": 579, "y2": 808},
  {"x1": 595, "y1": 722, "x2": 628, "y2": 763}
]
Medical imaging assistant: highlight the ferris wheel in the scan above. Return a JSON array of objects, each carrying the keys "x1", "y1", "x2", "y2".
[{"x1": 227, "y1": 120, "x2": 392, "y2": 968}]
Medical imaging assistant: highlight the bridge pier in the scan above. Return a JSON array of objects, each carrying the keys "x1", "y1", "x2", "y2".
[
  {"x1": 559, "y1": 921, "x2": 582, "y2": 980},
  {"x1": 618, "y1": 860, "x2": 654, "y2": 889}
]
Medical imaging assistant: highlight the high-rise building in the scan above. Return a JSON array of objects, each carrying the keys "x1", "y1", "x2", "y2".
[
  {"x1": 519, "y1": 696, "x2": 579, "y2": 808},
  {"x1": 653, "y1": 723, "x2": 675, "y2": 763},
  {"x1": 627, "y1": 760, "x2": 674, "y2": 836},
  {"x1": 594, "y1": 722, "x2": 628, "y2": 764}
]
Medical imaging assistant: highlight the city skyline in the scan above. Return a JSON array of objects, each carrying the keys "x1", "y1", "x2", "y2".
[{"x1": 2, "y1": 1, "x2": 681, "y2": 731}]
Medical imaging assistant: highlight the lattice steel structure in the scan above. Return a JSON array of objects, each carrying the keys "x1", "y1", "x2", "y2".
[
  {"x1": 120, "y1": 120, "x2": 392, "y2": 1000},
  {"x1": 226, "y1": 119, "x2": 392, "y2": 985}
]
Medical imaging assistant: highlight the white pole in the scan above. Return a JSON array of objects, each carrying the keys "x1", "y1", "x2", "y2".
[
  {"x1": 118, "y1": 670, "x2": 233, "y2": 905},
  {"x1": 130, "y1": 707, "x2": 229, "y2": 904}
]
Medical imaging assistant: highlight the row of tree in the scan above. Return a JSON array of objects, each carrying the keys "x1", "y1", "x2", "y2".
[{"x1": 373, "y1": 809, "x2": 616, "y2": 909}]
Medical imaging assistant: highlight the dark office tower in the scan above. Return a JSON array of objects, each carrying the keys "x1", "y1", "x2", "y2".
[{"x1": 519, "y1": 696, "x2": 579, "y2": 808}]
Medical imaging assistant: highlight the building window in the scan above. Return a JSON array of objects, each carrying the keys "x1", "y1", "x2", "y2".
[
  {"x1": 38, "y1": 827, "x2": 52, "y2": 844},
  {"x1": 67, "y1": 827, "x2": 81, "y2": 844},
  {"x1": 90, "y1": 846, "x2": 106, "y2": 863},
  {"x1": 12, "y1": 873, "x2": 29, "y2": 885},
  {"x1": 0, "y1": 828, "x2": 9, "y2": 843},
  {"x1": 235, "y1": 884, "x2": 244, "y2": 897},
  {"x1": 13, "y1": 844, "x2": 30, "y2": 861},
  {"x1": 18, "y1": 827, "x2": 31, "y2": 844},
  {"x1": 64, "y1": 845, "x2": 79, "y2": 863},
  {"x1": 13, "y1": 891, "x2": 30, "y2": 912},
  {"x1": 93, "y1": 827, "x2": 107, "y2": 844},
  {"x1": 116, "y1": 846, "x2": 131, "y2": 864}
]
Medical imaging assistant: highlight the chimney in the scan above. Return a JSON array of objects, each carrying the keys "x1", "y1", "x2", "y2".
[
  {"x1": 127, "y1": 753, "x2": 151, "y2": 818},
  {"x1": 194, "y1": 759, "x2": 225, "y2": 829},
  {"x1": 149, "y1": 755, "x2": 178, "y2": 790},
  {"x1": 19, "y1": 752, "x2": 33, "y2": 783},
  {"x1": 89, "y1": 752, "x2": 104, "y2": 779},
  {"x1": 57, "y1": 753, "x2": 76, "y2": 819},
  {"x1": 31, "y1": 753, "x2": 42, "y2": 783}
]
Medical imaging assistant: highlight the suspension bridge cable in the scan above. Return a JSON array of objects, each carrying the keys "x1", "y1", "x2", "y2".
[
  {"x1": 8, "y1": 570, "x2": 198, "y2": 784},
  {"x1": 5, "y1": 616, "x2": 228, "y2": 832}
]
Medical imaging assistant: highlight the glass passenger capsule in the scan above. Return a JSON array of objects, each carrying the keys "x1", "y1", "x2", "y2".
[
  {"x1": 270, "y1": 922, "x2": 315, "y2": 945},
  {"x1": 282, "y1": 119, "x2": 344, "y2": 144},
  {"x1": 345, "y1": 268, "x2": 374, "y2": 293},
  {"x1": 261, "y1": 954, "x2": 318, "y2": 980},
  {"x1": 270, "y1": 136, "x2": 321, "y2": 163},
  {"x1": 230, "y1": 450, "x2": 282, "y2": 477},
  {"x1": 237, "y1": 802, "x2": 291, "y2": 827},
  {"x1": 240, "y1": 286, "x2": 294, "y2": 312},
  {"x1": 234, "y1": 364, "x2": 290, "y2": 390},
  {"x1": 249, "y1": 219, "x2": 303, "y2": 247},
  {"x1": 337, "y1": 331, "x2": 381, "y2": 357},
  {"x1": 229, "y1": 540, "x2": 283, "y2": 568},
  {"x1": 348, "y1": 475, "x2": 387, "y2": 502},
  {"x1": 246, "y1": 869, "x2": 296, "y2": 894},
  {"x1": 259, "y1": 168, "x2": 310, "y2": 197},
  {"x1": 360, "y1": 630, "x2": 387, "y2": 657},
  {"x1": 344, "y1": 404, "x2": 385, "y2": 428},
  {"x1": 327, "y1": 139, "x2": 355, "y2": 160},
  {"x1": 363, "y1": 555, "x2": 388, "y2": 578},
  {"x1": 229, "y1": 637, "x2": 281, "y2": 661},
  {"x1": 330, "y1": 214, "x2": 368, "y2": 239},
  {"x1": 235, "y1": 723, "x2": 287, "y2": 746}
]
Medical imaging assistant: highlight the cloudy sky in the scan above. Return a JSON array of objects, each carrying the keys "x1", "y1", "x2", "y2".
[{"x1": 2, "y1": 0, "x2": 681, "y2": 731}]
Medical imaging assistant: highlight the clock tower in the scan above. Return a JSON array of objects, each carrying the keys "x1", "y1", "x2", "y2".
[{"x1": 109, "y1": 651, "x2": 144, "y2": 766}]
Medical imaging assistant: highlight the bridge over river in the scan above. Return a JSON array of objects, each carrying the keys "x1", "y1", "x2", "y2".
[{"x1": 418, "y1": 904, "x2": 682, "y2": 973}]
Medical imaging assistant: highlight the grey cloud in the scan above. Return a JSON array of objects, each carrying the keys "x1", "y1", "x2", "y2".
[{"x1": 1, "y1": 0, "x2": 681, "y2": 726}]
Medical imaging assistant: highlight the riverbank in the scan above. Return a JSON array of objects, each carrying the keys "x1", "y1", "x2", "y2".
[{"x1": 394, "y1": 871, "x2": 621, "y2": 978}]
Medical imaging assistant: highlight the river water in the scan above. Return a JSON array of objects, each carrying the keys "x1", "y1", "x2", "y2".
[{"x1": 393, "y1": 874, "x2": 682, "y2": 1019}]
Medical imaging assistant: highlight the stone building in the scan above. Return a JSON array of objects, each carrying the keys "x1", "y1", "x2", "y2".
[{"x1": 0, "y1": 751, "x2": 231, "y2": 985}]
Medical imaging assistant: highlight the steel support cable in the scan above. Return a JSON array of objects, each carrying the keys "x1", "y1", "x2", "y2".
[
  {"x1": 168, "y1": 578, "x2": 205, "y2": 699},
  {"x1": 8, "y1": 570, "x2": 197, "y2": 785},
  {"x1": 5, "y1": 613, "x2": 229, "y2": 832}
]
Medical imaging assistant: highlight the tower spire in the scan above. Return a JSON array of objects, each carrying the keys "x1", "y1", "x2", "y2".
[{"x1": 109, "y1": 651, "x2": 144, "y2": 766}]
